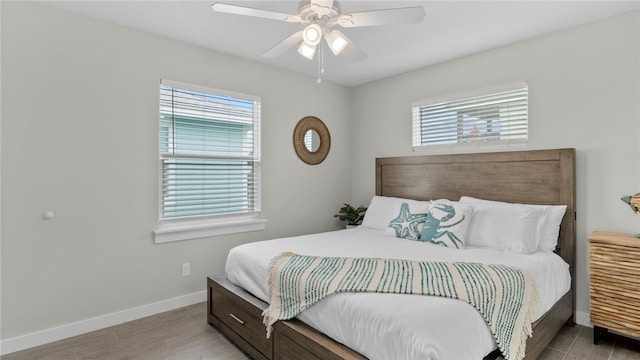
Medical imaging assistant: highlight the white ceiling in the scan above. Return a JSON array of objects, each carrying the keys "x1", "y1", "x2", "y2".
[{"x1": 41, "y1": 1, "x2": 639, "y2": 87}]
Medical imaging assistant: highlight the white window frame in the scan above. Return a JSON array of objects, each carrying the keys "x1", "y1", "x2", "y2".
[
  {"x1": 412, "y1": 82, "x2": 528, "y2": 153},
  {"x1": 154, "y1": 79, "x2": 266, "y2": 243}
]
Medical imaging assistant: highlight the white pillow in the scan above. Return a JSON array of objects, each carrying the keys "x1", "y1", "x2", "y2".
[
  {"x1": 460, "y1": 196, "x2": 566, "y2": 252},
  {"x1": 538, "y1": 206, "x2": 567, "y2": 252},
  {"x1": 463, "y1": 202, "x2": 544, "y2": 254},
  {"x1": 419, "y1": 202, "x2": 473, "y2": 249},
  {"x1": 361, "y1": 196, "x2": 430, "y2": 231},
  {"x1": 430, "y1": 198, "x2": 459, "y2": 205}
]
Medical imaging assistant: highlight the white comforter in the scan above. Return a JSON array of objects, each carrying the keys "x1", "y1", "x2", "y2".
[{"x1": 225, "y1": 227, "x2": 571, "y2": 360}]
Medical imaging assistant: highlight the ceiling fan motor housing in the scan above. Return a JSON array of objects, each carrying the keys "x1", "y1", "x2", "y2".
[{"x1": 298, "y1": 0, "x2": 341, "y2": 25}]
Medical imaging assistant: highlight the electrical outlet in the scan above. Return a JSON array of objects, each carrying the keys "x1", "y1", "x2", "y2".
[{"x1": 182, "y1": 263, "x2": 190, "y2": 277}]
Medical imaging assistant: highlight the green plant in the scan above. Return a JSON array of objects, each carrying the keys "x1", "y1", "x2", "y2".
[{"x1": 334, "y1": 203, "x2": 367, "y2": 226}]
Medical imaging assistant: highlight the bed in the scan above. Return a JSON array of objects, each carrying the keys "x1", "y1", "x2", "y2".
[{"x1": 207, "y1": 148, "x2": 576, "y2": 360}]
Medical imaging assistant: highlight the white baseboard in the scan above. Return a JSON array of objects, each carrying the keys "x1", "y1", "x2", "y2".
[
  {"x1": 0, "y1": 290, "x2": 207, "y2": 356},
  {"x1": 576, "y1": 310, "x2": 591, "y2": 328}
]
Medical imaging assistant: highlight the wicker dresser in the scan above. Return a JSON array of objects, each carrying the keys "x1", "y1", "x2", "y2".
[{"x1": 589, "y1": 231, "x2": 640, "y2": 344}]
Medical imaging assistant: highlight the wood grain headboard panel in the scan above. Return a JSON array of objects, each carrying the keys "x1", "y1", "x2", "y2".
[{"x1": 375, "y1": 148, "x2": 576, "y2": 296}]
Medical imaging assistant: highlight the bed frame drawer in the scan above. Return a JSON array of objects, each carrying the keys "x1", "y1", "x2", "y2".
[
  {"x1": 208, "y1": 277, "x2": 272, "y2": 359},
  {"x1": 274, "y1": 331, "x2": 323, "y2": 360},
  {"x1": 273, "y1": 319, "x2": 367, "y2": 360}
]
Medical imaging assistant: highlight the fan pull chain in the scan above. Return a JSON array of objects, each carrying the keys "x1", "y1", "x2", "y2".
[{"x1": 317, "y1": 43, "x2": 324, "y2": 84}]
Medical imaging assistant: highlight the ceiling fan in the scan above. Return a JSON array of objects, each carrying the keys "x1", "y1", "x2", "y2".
[{"x1": 211, "y1": 0, "x2": 426, "y2": 62}]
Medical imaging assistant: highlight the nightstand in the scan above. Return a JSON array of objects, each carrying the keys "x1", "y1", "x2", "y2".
[{"x1": 589, "y1": 231, "x2": 640, "y2": 344}]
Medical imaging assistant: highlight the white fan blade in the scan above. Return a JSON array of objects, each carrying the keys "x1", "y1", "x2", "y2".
[
  {"x1": 310, "y1": 0, "x2": 334, "y2": 17},
  {"x1": 212, "y1": 3, "x2": 301, "y2": 23},
  {"x1": 262, "y1": 31, "x2": 303, "y2": 58},
  {"x1": 338, "y1": 6, "x2": 425, "y2": 28},
  {"x1": 335, "y1": 32, "x2": 367, "y2": 62}
]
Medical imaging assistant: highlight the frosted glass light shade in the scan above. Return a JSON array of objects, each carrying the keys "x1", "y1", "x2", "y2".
[
  {"x1": 325, "y1": 30, "x2": 348, "y2": 55},
  {"x1": 302, "y1": 24, "x2": 322, "y2": 46},
  {"x1": 297, "y1": 42, "x2": 316, "y2": 59}
]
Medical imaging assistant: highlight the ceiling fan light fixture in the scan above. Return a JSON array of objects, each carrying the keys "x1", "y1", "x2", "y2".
[
  {"x1": 302, "y1": 23, "x2": 322, "y2": 46},
  {"x1": 325, "y1": 30, "x2": 348, "y2": 55},
  {"x1": 297, "y1": 42, "x2": 317, "y2": 59},
  {"x1": 213, "y1": 1, "x2": 425, "y2": 70}
]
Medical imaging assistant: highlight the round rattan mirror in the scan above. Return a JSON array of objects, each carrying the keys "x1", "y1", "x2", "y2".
[{"x1": 293, "y1": 116, "x2": 331, "y2": 165}]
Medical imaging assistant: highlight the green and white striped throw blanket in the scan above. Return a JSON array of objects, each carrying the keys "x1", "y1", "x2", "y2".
[{"x1": 263, "y1": 252, "x2": 539, "y2": 360}]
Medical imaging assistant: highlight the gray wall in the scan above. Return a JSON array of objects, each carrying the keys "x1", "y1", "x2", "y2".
[
  {"x1": 350, "y1": 10, "x2": 640, "y2": 323},
  {"x1": 1, "y1": 2, "x2": 351, "y2": 339},
  {"x1": 2, "y1": 0, "x2": 639, "y2": 345}
]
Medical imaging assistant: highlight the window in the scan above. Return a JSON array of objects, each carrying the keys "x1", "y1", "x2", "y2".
[
  {"x1": 155, "y1": 80, "x2": 265, "y2": 243},
  {"x1": 412, "y1": 83, "x2": 528, "y2": 151}
]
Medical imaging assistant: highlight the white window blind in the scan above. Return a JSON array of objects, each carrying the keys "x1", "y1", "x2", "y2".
[
  {"x1": 159, "y1": 80, "x2": 261, "y2": 223},
  {"x1": 412, "y1": 83, "x2": 528, "y2": 150}
]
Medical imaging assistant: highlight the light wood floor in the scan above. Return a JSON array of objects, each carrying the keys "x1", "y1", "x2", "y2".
[{"x1": 2, "y1": 302, "x2": 639, "y2": 360}]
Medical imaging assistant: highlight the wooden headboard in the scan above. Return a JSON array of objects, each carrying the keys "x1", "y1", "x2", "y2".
[{"x1": 375, "y1": 148, "x2": 576, "y2": 293}]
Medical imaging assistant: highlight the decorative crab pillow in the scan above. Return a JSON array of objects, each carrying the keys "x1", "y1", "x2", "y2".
[
  {"x1": 419, "y1": 202, "x2": 473, "y2": 249},
  {"x1": 385, "y1": 202, "x2": 429, "y2": 240}
]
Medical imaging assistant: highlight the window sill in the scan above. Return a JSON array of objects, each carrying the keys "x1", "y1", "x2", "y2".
[
  {"x1": 413, "y1": 140, "x2": 527, "y2": 155},
  {"x1": 154, "y1": 216, "x2": 267, "y2": 244}
]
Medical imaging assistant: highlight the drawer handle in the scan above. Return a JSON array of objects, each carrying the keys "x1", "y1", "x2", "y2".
[{"x1": 228, "y1": 313, "x2": 245, "y2": 325}]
